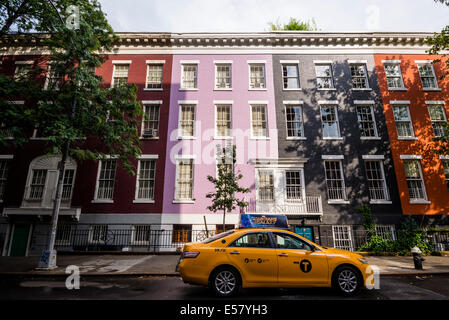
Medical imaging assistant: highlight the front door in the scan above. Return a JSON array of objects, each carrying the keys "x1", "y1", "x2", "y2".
[
  {"x1": 295, "y1": 226, "x2": 313, "y2": 242},
  {"x1": 226, "y1": 231, "x2": 278, "y2": 283},
  {"x1": 273, "y1": 232, "x2": 328, "y2": 285},
  {"x1": 9, "y1": 224, "x2": 31, "y2": 256}
]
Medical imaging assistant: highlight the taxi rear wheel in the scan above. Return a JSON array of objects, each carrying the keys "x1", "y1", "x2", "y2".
[
  {"x1": 332, "y1": 265, "x2": 362, "y2": 296},
  {"x1": 210, "y1": 267, "x2": 241, "y2": 298}
]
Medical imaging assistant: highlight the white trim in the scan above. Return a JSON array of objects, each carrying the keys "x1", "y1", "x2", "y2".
[
  {"x1": 354, "y1": 100, "x2": 375, "y2": 105},
  {"x1": 248, "y1": 100, "x2": 268, "y2": 104},
  {"x1": 425, "y1": 100, "x2": 445, "y2": 105},
  {"x1": 146, "y1": 60, "x2": 165, "y2": 64},
  {"x1": 214, "y1": 60, "x2": 233, "y2": 64},
  {"x1": 318, "y1": 100, "x2": 339, "y2": 105},
  {"x1": 112, "y1": 60, "x2": 132, "y2": 64},
  {"x1": 249, "y1": 103, "x2": 269, "y2": 139},
  {"x1": 142, "y1": 100, "x2": 162, "y2": 105},
  {"x1": 382, "y1": 60, "x2": 401, "y2": 63},
  {"x1": 347, "y1": 59, "x2": 368, "y2": 64},
  {"x1": 213, "y1": 100, "x2": 234, "y2": 104},
  {"x1": 313, "y1": 60, "x2": 333, "y2": 64},
  {"x1": 362, "y1": 155, "x2": 385, "y2": 160},
  {"x1": 247, "y1": 60, "x2": 266, "y2": 64},
  {"x1": 138, "y1": 154, "x2": 159, "y2": 160},
  {"x1": 177, "y1": 100, "x2": 198, "y2": 104},
  {"x1": 174, "y1": 154, "x2": 197, "y2": 160},
  {"x1": 439, "y1": 155, "x2": 449, "y2": 160},
  {"x1": 414, "y1": 60, "x2": 433, "y2": 64},
  {"x1": 280, "y1": 60, "x2": 300, "y2": 64},
  {"x1": 134, "y1": 158, "x2": 157, "y2": 202},
  {"x1": 10, "y1": 101, "x2": 25, "y2": 104},
  {"x1": 283, "y1": 100, "x2": 304, "y2": 105},
  {"x1": 14, "y1": 60, "x2": 34, "y2": 65},
  {"x1": 410, "y1": 200, "x2": 431, "y2": 205},
  {"x1": 370, "y1": 200, "x2": 393, "y2": 205},
  {"x1": 322, "y1": 155, "x2": 344, "y2": 160},
  {"x1": 328, "y1": 200, "x2": 350, "y2": 205},
  {"x1": 180, "y1": 60, "x2": 200, "y2": 64},
  {"x1": 0, "y1": 155, "x2": 14, "y2": 159},
  {"x1": 390, "y1": 100, "x2": 410, "y2": 104},
  {"x1": 400, "y1": 155, "x2": 422, "y2": 160},
  {"x1": 214, "y1": 103, "x2": 233, "y2": 140}
]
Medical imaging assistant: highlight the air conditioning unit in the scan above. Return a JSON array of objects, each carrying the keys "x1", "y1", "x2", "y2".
[{"x1": 143, "y1": 129, "x2": 157, "y2": 138}]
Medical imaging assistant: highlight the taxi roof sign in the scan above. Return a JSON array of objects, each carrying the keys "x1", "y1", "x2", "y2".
[{"x1": 239, "y1": 214, "x2": 289, "y2": 229}]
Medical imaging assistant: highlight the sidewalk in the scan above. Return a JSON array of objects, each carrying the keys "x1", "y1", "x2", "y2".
[{"x1": 0, "y1": 254, "x2": 448, "y2": 277}]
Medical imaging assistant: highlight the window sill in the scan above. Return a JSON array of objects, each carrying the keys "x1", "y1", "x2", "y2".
[
  {"x1": 133, "y1": 200, "x2": 155, "y2": 204},
  {"x1": 317, "y1": 88, "x2": 337, "y2": 91},
  {"x1": 214, "y1": 88, "x2": 232, "y2": 91},
  {"x1": 397, "y1": 137, "x2": 418, "y2": 141},
  {"x1": 370, "y1": 200, "x2": 392, "y2": 205},
  {"x1": 172, "y1": 200, "x2": 195, "y2": 204},
  {"x1": 328, "y1": 200, "x2": 350, "y2": 205},
  {"x1": 91, "y1": 199, "x2": 114, "y2": 204},
  {"x1": 286, "y1": 137, "x2": 307, "y2": 140},
  {"x1": 179, "y1": 88, "x2": 198, "y2": 91},
  {"x1": 143, "y1": 88, "x2": 163, "y2": 91},
  {"x1": 352, "y1": 88, "x2": 372, "y2": 91},
  {"x1": 283, "y1": 88, "x2": 302, "y2": 91},
  {"x1": 250, "y1": 137, "x2": 270, "y2": 140},
  {"x1": 323, "y1": 137, "x2": 343, "y2": 140},
  {"x1": 214, "y1": 136, "x2": 233, "y2": 140},
  {"x1": 140, "y1": 137, "x2": 159, "y2": 140},
  {"x1": 178, "y1": 137, "x2": 197, "y2": 140},
  {"x1": 423, "y1": 88, "x2": 441, "y2": 92},
  {"x1": 410, "y1": 200, "x2": 431, "y2": 205},
  {"x1": 248, "y1": 88, "x2": 267, "y2": 91},
  {"x1": 360, "y1": 137, "x2": 381, "y2": 140},
  {"x1": 388, "y1": 87, "x2": 407, "y2": 91}
]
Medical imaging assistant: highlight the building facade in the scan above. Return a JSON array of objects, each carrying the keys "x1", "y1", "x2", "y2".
[{"x1": 1, "y1": 32, "x2": 448, "y2": 256}]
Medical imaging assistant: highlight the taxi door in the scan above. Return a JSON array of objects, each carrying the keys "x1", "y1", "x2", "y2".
[
  {"x1": 226, "y1": 231, "x2": 278, "y2": 283},
  {"x1": 273, "y1": 232, "x2": 329, "y2": 285}
]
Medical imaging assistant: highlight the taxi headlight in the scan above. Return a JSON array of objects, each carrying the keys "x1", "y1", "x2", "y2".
[{"x1": 358, "y1": 258, "x2": 369, "y2": 264}]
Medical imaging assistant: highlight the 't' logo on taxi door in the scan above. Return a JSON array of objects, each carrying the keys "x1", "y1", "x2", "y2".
[{"x1": 300, "y1": 260, "x2": 312, "y2": 273}]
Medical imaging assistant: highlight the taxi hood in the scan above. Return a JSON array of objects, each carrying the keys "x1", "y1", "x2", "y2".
[{"x1": 321, "y1": 247, "x2": 364, "y2": 259}]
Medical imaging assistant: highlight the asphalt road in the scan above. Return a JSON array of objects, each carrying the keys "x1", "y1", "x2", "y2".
[{"x1": 0, "y1": 275, "x2": 449, "y2": 300}]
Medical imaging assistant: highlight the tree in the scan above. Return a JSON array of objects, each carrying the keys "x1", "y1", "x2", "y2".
[
  {"x1": 267, "y1": 17, "x2": 319, "y2": 31},
  {"x1": 427, "y1": 0, "x2": 449, "y2": 155},
  {"x1": 0, "y1": 0, "x2": 142, "y2": 268},
  {"x1": 206, "y1": 144, "x2": 250, "y2": 233}
]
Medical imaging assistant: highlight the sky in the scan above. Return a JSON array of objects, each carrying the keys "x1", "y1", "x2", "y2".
[{"x1": 97, "y1": 0, "x2": 448, "y2": 33}]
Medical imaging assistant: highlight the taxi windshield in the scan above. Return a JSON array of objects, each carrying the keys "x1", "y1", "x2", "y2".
[{"x1": 202, "y1": 230, "x2": 235, "y2": 243}]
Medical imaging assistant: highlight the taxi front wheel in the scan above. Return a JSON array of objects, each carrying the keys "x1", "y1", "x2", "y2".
[
  {"x1": 332, "y1": 265, "x2": 362, "y2": 296},
  {"x1": 209, "y1": 267, "x2": 241, "y2": 297}
]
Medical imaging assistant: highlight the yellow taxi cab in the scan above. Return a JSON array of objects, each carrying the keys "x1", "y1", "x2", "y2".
[{"x1": 178, "y1": 224, "x2": 375, "y2": 297}]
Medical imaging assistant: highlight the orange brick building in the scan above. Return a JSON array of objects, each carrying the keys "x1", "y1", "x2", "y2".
[{"x1": 374, "y1": 54, "x2": 449, "y2": 217}]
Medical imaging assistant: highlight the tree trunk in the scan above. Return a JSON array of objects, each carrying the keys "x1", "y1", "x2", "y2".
[{"x1": 222, "y1": 208, "x2": 226, "y2": 234}]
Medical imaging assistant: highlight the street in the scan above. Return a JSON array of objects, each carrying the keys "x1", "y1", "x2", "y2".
[{"x1": 0, "y1": 275, "x2": 449, "y2": 300}]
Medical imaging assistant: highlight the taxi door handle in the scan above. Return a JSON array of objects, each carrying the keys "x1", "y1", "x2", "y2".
[
  {"x1": 229, "y1": 251, "x2": 240, "y2": 255},
  {"x1": 278, "y1": 253, "x2": 288, "y2": 257}
]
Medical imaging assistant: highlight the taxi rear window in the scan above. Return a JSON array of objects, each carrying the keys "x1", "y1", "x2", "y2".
[{"x1": 202, "y1": 230, "x2": 235, "y2": 243}]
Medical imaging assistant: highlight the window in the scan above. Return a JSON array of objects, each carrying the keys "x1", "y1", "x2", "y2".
[
  {"x1": 89, "y1": 225, "x2": 108, "y2": 244},
  {"x1": 285, "y1": 171, "x2": 303, "y2": 201},
  {"x1": 95, "y1": 159, "x2": 117, "y2": 200},
  {"x1": 320, "y1": 105, "x2": 340, "y2": 138},
  {"x1": 285, "y1": 105, "x2": 304, "y2": 138},
  {"x1": 215, "y1": 64, "x2": 231, "y2": 89},
  {"x1": 146, "y1": 64, "x2": 163, "y2": 89},
  {"x1": 0, "y1": 160, "x2": 9, "y2": 200},
  {"x1": 442, "y1": 160, "x2": 449, "y2": 191},
  {"x1": 136, "y1": 160, "x2": 156, "y2": 200},
  {"x1": 427, "y1": 104, "x2": 447, "y2": 137},
  {"x1": 172, "y1": 224, "x2": 192, "y2": 243},
  {"x1": 417, "y1": 63, "x2": 438, "y2": 89},
  {"x1": 44, "y1": 65, "x2": 62, "y2": 90},
  {"x1": 332, "y1": 225, "x2": 353, "y2": 251},
  {"x1": 273, "y1": 232, "x2": 311, "y2": 250},
  {"x1": 181, "y1": 64, "x2": 197, "y2": 89},
  {"x1": 55, "y1": 224, "x2": 73, "y2": 246},
  {"x1": 393, "y1": 105, "x2": 414, "y2": 138},
  {"x1": 404, "y1": 160, "x2": 427, "y2": 201},
  {"x1": 132, "y1": 225, "x2": 151, "y2": 245},
  {"x1": 249, "y1": 64, "x2": 265, "y2": 89},
  {"x1": 384, "y1": 62, "x2": 404, "y2": 89},
  {"x1": 365, "y1": 161, "x2": 389, "y2": 201},
  {"x1": 112, "y1": 64, "x2": 129, "y2": 88},
  {"x1": 282, "y1": 64, "x2": 300, "y2": 89},
  {"x1": 258, "y1": 171, "x2": 274, "y2": 202},
  {"x1": 215, "y1": 104, "x2": 232, "y2": 137},
  {"x1": 315, "y1": 64, "x2": 334, "y2": 89},
  {"x1": 14, "y1": 64, "x2": 32, "y2": 80},
  {"x1": 29, "y1": 169, "x2": 47, "y2": 199},
  {"x1": 251, "y1": 105, "x2": 268, "y2": 138},
  {"x1": 229, "y1": 232, "x2": 271, "y2": 248},
  {"x1": 324, "y1": 160, "x2": 346, "y2": 201},
  {"x1": 375, "y1": 225, "x2": 397, "y2": 241},
  {"x1": 215, "y1": 224, "x2": 234, "y2": 234},
  {"x1": 61, "y1": 169, "x2": 75, "y2": 200},
  {"x1": 350, "y1": 64, "x2": 369, "y2": 89},
  {"x1": 142, "y1": 104, "x2": 160, "y2": 138},
  {"x1": 175, "y1": 159, "x2": 194, "y2": 201},
  {"x1": 356, "y1": 105, "x2": 378, "y2": 138},
  {"x1": 179, "y1": 104, "x2": 196, "y2": 137}
]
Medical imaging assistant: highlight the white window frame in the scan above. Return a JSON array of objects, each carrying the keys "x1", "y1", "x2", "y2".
[
  {"x1": 180, "y1": 62, "x2": 199, "y2": 90},
  {"x1": 284, "y1": 170, "x2": 305, "y2": 202},
  {"x1": 0, "y1": 155, "x2": 13, "y2": 202},
  {"x1": 401, "y1": 156, "x2": 430, "y2": 204},
  {"x1": 44, "y1": 64, "x2": 62, "y2": 91},
  {"x1": 355, "y1": 101, "x2": 379, "y2": 140},
  {"x1": 382, "y1": 60, "x2": 406, "y2": 90},
  {"x1": 144, "y1": 60, "x2": 165, "y2": 91},
  {"x1": 375, "y1": 225, "x2": 397, "y2": 241},
  {"x1": 133, "y1": 155, "x2": 158, "y2": 203},
  {"x1": 332, "y1": 225, "x2": 354, "y2": 251},
  {"x1": 362, "y1": 156, "x2": 391, "y2": 204},
  {"x1": 391, "y1": 101, "x2": 416, "y2": 140},
  {"x1": 322, "y1": 156, "x2": 349, "y2": 204},
  {"x1": 441, "y1": 156, "x2": 449, "y2": 192},
  {"x1": 88, "y1": 225, "x2": 108, "y2": 244},
  {"x1": 280, "y1": 61, "x2": 301, "y2": 90},
  {"x1": 14, "y1": 60, "x2": 33, "y2": 80},
  {"x1": 214, "y1": 61, "x2": 232, "y2": 90},
  {"x1": 284, "y1": 101, "x2": 305, "y2": 140},
  {"x1": 314, "y1": 61, "x2": 335, "y2": 90},
  {"x1": 349, "y1": 61, "x2": 370, "y2": 90},
  {"x1": 111, "y1": 61, "x2": 131, "y2": 88},
  {"x1": 177, "y1": 101, "x2": 197, "y2": 139},
  {"x1": 248, "y1": 61, "x2": 266, "y2": 90},
  {"x1": 319, "y1": 101, "x2": 342, "y2": 140},
  {"x1": 131, "y1": 225, "x2": 152, "y2": 245},
  {"x1": 256, "y1": 169, "x2": 275, "y2": 203},
  {"x1": 415, "y1": 60, "x2": 440, "y2": 91},
  {"x1": 173, "y1": 155, "x2": 195, "y2": 203},
  {"x1": 141, "y1": 101, "x2": 161, "y2": 139},
  {"x1": 249, "y1": 102, "x2": 269, "y2": 139},
  {"x1": 426, "y1": 101, "x2": 447, "y2": 138},
  {"x1": 92, "y1": 156, "x2": 117, "y2": 203},
  {"x1": 214, "y1": 102, "x2": 233, "y2": 139}
]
